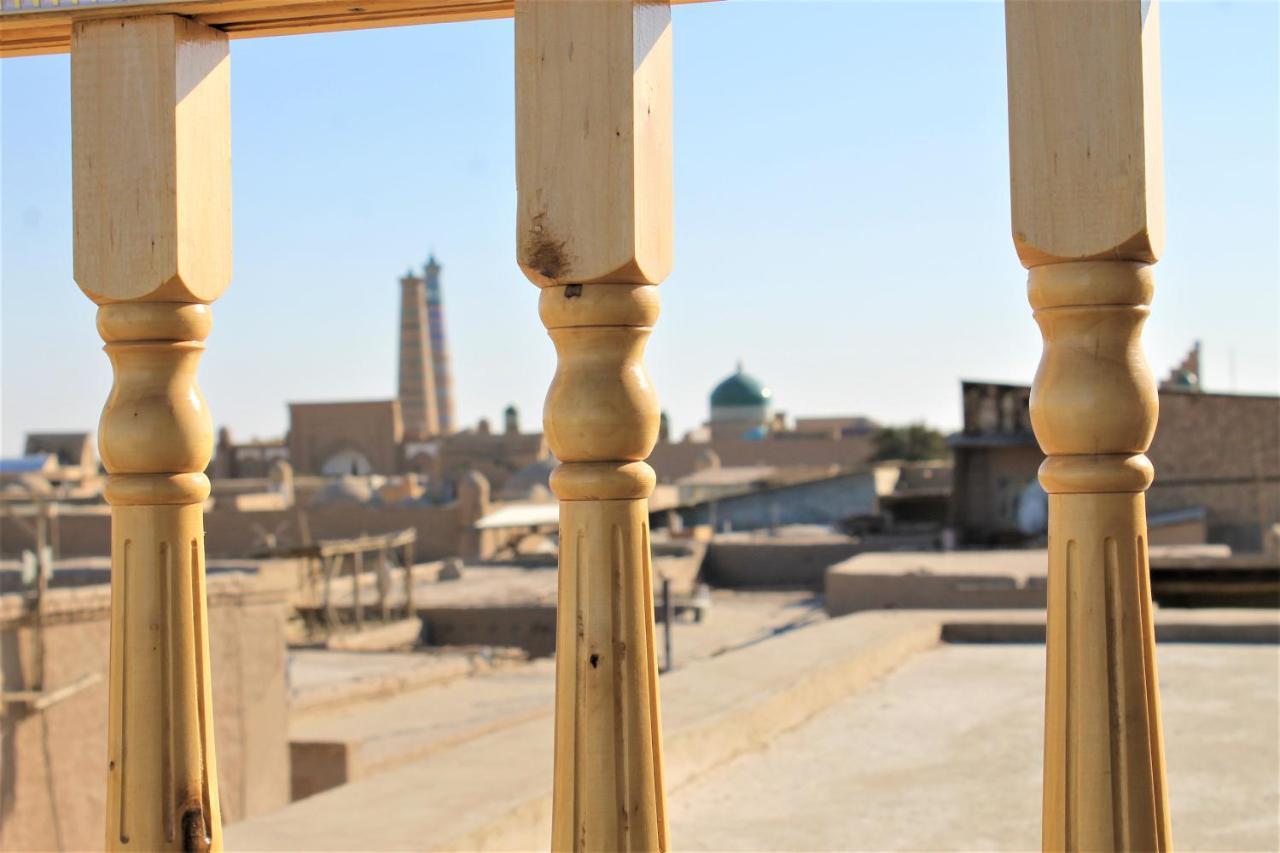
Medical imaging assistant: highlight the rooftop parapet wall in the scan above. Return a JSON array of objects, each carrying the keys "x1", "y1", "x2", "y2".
[
  {"x1": 0, "y1": 500, "x2": 486, "y2": 561},
  {"x1": 649, "y1": 435, "x2": 876, "y2": 483},
  {"x1": 0, "y1": 572, "x2": 291, "y2": 851}
]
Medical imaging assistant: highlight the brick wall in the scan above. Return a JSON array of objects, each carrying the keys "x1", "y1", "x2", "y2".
[{"x1": 952, "y1": 388, "x2": 1280, "y2": 550}]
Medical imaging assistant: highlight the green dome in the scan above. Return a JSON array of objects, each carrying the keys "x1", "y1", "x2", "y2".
[{"x1": 711, "y1": 365, "x2": 771, "y2": 408}]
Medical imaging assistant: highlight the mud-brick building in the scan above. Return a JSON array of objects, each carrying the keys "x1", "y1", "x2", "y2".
[{"x1": 950, "y1": 379, "x2": 1280, "y2": 551}]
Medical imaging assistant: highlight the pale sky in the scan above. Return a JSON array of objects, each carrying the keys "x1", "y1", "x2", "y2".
[{"x1": 2, "y1": 1, "x2": 1277, "y2": 455}]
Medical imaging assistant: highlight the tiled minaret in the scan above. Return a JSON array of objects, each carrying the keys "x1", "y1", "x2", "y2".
[
  {"x1": 423, "y1": 255, "x2": 455, "y2": 433},
  {"x1": 398, "y1": 268, "x2": 439, "y2": 439}
]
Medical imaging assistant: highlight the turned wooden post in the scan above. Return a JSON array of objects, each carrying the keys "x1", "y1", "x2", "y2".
[
  {"x1": 404, "y1": 543, "x2": 415, "y2": 615},
  {"x1": 1006, "y1": 2, "x2": 1171, "y2": 850},
  {"x1": 72, "y1": 15, "x2": 229, "y2": 851},
  {"x1": 516, "y1": 0, "x2": 672, "y2": 848},
  {"x1": 378, "y1": 544, "x2": 391, "y2": 621},
  {"x1": 324, "y1": 555, "x2": 338, "y2": 627},
  {"x1": 353, "y1": 549, "x2": 364, "y2": 629}
]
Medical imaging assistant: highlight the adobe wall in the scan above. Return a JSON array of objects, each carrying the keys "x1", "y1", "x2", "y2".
[
  {"x1": 1151, "y1": 392, "x2": 1280, "y2": 482},
  {"x1": 203, "y1": 503, "x2": 471, "y2": 560},
  {"x1": 434, "y1": 433, "x2": 547, "y2": 495},
  {"x1": 0, "y1": 510, "x2": 111, "y2": 560},
  {"x1": 1147, "y1": 481, "x2": 1279, "y2": 552},
  {"x1": 1147, "y1": 515, "x2": 1209, "y2": 548},
  {"x1": 288, "y1": 400, "x2": 403, "y2": 475},
  {"x1": 419, "y1": 606, "x2": 558, "y2": 657},
  {"x1": 951, "y1": 391, "x2": 1280, "y2": 549},
  {"x1": 1148, "y1": 391, "x2": 1280, "y2": 549},
  {"x1": 649, "y1": 435, "x2": 875, "y2": 483},
  {"x1": 1, "y1": 502, "x2": 488, "y2": 563},
  {"x1": 680, "y1": 473, "x2": 878, "y2": 532},
  {"x1": 825, "y1": 551, "x2": 1048, "y2": 617},
  {"x1": 0, "y1": 572, "x2": 291, "y2": 852},
  {"x1": 950, "y1": 445, "x2": 1043, "y2": 544},
  {"x1": 702, "y1": 537, "x2": 863, "y2": 589}
]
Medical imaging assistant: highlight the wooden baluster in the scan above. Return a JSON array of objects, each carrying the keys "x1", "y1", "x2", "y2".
[
  {"x1": 1006, "y1": 2, "x2": 1171, "y2": 850},
  {"x1": 71, "y1": 15, "x2": 230, "y2": 851},
  {"x1": 353, "y1": 549, "x2": 364, "y2": 629},
  {"x1": 404, "y1": 542, "x2": 416, "y2": 616},
  {"x1": 378, "y1": 544, "x2": 391, "y2": 621},
  {"x1": 515, "y1": 0, "x2": 672, "y2": 849},
  {"x1": 324, "y1": 555, "x2": 338, "y2": 628}
]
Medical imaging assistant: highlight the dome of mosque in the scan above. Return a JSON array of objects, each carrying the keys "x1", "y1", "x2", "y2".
[{"x1": 710, "y1": 364, "x2": 771, "y2": 408}]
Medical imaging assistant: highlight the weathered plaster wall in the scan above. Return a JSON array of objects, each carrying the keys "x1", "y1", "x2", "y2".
[{"x1": 0, "y1": 573, "x2": 291, "y2": 852}]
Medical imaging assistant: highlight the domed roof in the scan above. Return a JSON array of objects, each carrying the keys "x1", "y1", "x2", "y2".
[{"x1": 711, "y1": 363, "x2": 771, "y2": 408}]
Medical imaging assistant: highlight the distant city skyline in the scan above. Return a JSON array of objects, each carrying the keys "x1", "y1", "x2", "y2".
[{"x1": 3, "y1": 1, "x2": 1277, "y2": 455}]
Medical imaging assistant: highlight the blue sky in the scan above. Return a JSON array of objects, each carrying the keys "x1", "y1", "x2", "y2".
[{"x1": 2, "y1": 1, "x2": 1277, "y2": 455}]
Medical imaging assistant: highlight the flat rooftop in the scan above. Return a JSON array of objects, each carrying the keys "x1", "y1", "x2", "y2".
[
  {"x1": 670, "y1": 643, "x2": 1280, "y2": 852},
  {"x1": 230, "y1": 609, "x2": 1278, "y2": 851}
]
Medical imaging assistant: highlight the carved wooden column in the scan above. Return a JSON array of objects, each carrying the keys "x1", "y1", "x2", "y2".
[
  {"x1": 71, "y1": 16, "x2": 230, "y2": 851},
  {"x1": 1006, "y1": 2, "x2": 1171, "y2": 850},
  {"x1": 515, "y1": 0, "x2": 672, "y2": 849}
]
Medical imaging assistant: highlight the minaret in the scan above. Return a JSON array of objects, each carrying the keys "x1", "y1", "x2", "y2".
[
  {"x1": 398, "y1": 268, "x2": 439, "y2": 439},
  {"x1": 423, "y1": 255, "x2": 456, "y2": 433}
]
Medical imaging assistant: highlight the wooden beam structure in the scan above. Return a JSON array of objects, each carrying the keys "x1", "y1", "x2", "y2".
[
  {"x1": 0, "y1": 0, "x2": 710, "y2": 57},
  {"x1": 71, "y1": 15, "x2": 230, "y2": 850},
  {"x1": 516, "y1": 0, "x2": 672, "y2": 848},
  {"x1": 1005, "y1": 1, "x2": 1172, "y2": 850}
]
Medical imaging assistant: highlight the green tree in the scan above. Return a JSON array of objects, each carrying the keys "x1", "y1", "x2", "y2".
[{"x1": 872, "y1": 422, "x2": 948, "y2": 462}]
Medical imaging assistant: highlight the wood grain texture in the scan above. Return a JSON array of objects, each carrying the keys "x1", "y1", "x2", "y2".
[
  {"x1": 540, "y1": 284, "x2": 661, "y2": 464},
  {"x1": 1, "y1": 0, "x2": 712, "y2": 57},
  {"x1": 72, "y1": 16, "x2": 229, "y2": 851},
  {"x1": 1006, "y1": 0, "x2": 1164, "y2": 267},
  {"x1": 1042, "y1": 496, "x2": 1169, "y2": 852},
  {"x1": 1009, "y1": 4, "x2": 1172, "y2": 845},
  {"x1": 554, "y1": 501, "x2": 667, "y2": 852},
  {"x1": 72, "y1": 15, "x2": 231, "y2": 304},
  {"x1": 539, "y1": 284, "x2": 668, "y2": 851},
  {"x1": 516, "y1": 0, "x2": 673, "y2": 286},
  {"x1": 1027, "y1": 263, "x2": 1171, "y2": 851},
  {"x1": 517, "y1": 3, "x2": 672, "y2": 848},
  {"x1": 107, "y1": 506, "x2": 221, "y2": 852}
]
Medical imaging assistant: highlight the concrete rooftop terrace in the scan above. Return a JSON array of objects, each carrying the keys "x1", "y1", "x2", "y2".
[
  {"x1": 229, "y1": 608, "x2": 1279, "y2": 851},
  {"x1": 672, "y1": 643, "x2": 1280, "y2": 851}
]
